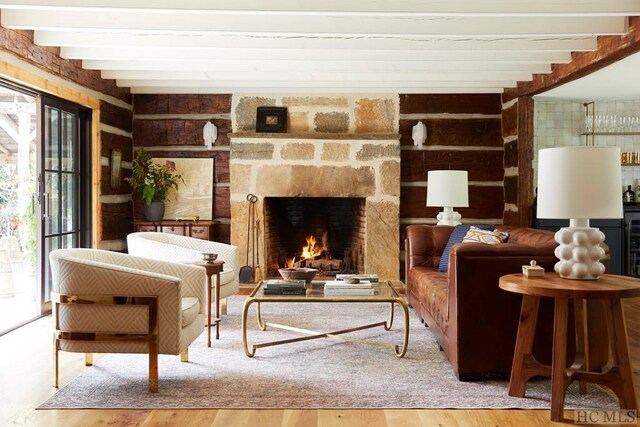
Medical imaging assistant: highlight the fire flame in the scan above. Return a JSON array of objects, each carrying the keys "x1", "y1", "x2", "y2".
[{"x1": 301, "y1": 235, "x2": 322, "y2": 260}]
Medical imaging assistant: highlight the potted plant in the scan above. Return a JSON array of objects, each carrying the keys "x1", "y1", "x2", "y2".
[{"x1": 125, "y1": 148, "x2": 183, "y2": 221}]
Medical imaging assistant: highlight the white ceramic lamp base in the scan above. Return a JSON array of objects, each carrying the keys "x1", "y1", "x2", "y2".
[
  {"x1": 436, "y1": 206, "x2": 462, "y2": 226},
  {"x1": 553, "y1": 219, "x2": 606, "y2": 280}
]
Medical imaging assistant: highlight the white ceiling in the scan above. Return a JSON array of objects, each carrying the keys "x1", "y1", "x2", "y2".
[
  {"x1": 0, "y1": 1, "x2": 638, "y2": 94},
  {"x1": 536, "y1": 51, "x2": 640, "y2": 100}
]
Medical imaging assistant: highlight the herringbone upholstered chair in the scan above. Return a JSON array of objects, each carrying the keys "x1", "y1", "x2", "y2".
[
  {"x1": 127, "y1": 232, "x2": 240, "y2": 313},
  {"x1": 49, "y1": 248, "x2": 207, "y2": 392}
]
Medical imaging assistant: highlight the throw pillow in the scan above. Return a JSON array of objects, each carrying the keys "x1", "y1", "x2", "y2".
[
  {"x1": 462, "y1": 226, "x2": 510, "y2": 244},
  {"x1": 438, "y1": 224, "x2": 495, "y2": 272}
]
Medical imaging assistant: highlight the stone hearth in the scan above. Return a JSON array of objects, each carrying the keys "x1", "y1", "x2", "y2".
[{"x1": 229, "y1": 95, "x2": 400, "y2": 279}]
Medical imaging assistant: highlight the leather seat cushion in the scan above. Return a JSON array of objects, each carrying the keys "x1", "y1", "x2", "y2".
[{"x1": 181, "y1": 297, "x2": 200, "y2": 327}]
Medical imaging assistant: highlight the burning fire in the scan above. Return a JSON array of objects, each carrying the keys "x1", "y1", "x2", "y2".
[{"x1": 301, "y1": 235, "x2": 322, "y2": 260}]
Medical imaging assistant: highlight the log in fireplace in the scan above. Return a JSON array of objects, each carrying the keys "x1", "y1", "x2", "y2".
[{"x1": 264, "y1": 197, "x2": 366, "y2": 278}]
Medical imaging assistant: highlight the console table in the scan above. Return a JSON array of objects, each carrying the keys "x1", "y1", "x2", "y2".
[
  {"x1": 133, "y1": 220, "x2": 215, "y2": 240},
  {"x1": 499, "y1": 273, "x2": 640, "y2": 422}
]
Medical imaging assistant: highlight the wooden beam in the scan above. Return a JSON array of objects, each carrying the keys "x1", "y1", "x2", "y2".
[
  {"x1": 1, "y1": 10, "x2": 628, "y2": 37},
  {"x1": 504, "y1": 16, "x2": 640, "y2": 101},
  {"x1": 1, "y1": 0, "x2": 639, "y2": 15},
  {"x1": 51, "y1": 36, "x2": 598, "y2": 52},
  {"x1": 120, "y1": 79, "x2": 517, "y2": 88}
]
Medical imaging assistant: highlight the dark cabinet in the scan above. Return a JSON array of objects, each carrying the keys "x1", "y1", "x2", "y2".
[{"x1": 535, "y1": 219, "x2": 623, "y2": 275}]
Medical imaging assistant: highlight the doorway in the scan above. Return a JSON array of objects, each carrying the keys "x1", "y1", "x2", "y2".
[{"x1": 0, "y1": 85, "x2": 91, "y2": 334}]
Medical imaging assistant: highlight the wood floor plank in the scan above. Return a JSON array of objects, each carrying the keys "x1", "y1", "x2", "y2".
[{"x1": 2, "y1": 298, "x2": 639, "y2": 426}]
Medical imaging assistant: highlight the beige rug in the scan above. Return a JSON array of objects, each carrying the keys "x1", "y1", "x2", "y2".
[{"x1": 40, "y1": 296, "x2": 618, "y2": 409}]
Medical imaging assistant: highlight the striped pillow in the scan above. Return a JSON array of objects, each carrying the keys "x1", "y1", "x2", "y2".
[
  {"x1": 462, "y1": 226, "x2": 510, "y2": 244},
  {"x1": 438, "y1": 224, "x2": 495, "y2": 273}
]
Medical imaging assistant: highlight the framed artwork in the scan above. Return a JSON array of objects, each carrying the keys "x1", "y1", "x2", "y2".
[
  {"x1": 150, "y1": 157, "x2": 215, "y2": 220},
  {"x1": 256, "y1": 107, "x2": 287, "y2": 132},
  {"x1": 110, "y1": 149, "x2": 122, "y2": 189}
]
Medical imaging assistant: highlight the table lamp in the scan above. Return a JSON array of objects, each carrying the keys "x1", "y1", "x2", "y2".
[
  {"x1": 426, "y1": 170, "x2": 469, "y2": 226},
  {"x1": 537, "y1": 146, "x2": 623, "y2": 280}
]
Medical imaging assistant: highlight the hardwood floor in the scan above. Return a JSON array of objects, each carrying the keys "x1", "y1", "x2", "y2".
[{"x1": 2, "y1": 297, "x2": 639, "y2": 426}]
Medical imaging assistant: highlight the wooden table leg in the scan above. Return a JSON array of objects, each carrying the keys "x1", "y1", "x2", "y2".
[
  {"x1": 608, "y1": 298, "x2": 638, "y2": 410},
  {"x1": 509, "y1": 295, "x2": 541, "y2": 398},
  {"x1": 206, "y1": 273, "x2": 212, "y2": 347},
  {"x1": 215, "y1": 271, "x2": 221, "y2": 340},
  {"x1": 551, "y1": 297, "x2": 570, "y2": 422}
]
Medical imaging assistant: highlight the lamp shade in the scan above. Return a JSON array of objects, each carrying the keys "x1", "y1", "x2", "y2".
[
  {"x1": 426, "y1": 170, "x2": 469, "y2": 207},
  {"x1": 537, "y1": 146, "x2": 622, "y2": 219}
]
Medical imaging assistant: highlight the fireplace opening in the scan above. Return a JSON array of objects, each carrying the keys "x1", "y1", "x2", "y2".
[{"x1": 264, "y1": 197, "x2": 366, "y2": 278}]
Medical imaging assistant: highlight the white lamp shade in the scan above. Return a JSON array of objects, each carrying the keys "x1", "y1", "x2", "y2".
[
  {"x1": 426, "y1": 170, "x2": 469, "y2": 207},
  {"x1": 537, "y1": 146, "x2": 623, "y2": 219}
]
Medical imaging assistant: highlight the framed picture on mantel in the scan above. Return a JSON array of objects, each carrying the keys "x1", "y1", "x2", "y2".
[
  {"x1": 256, "y1": 107, "x2": 287, "y2": 133},
  {"x1": 150, "y1": 157, "x2": 215, "y2": 220}
]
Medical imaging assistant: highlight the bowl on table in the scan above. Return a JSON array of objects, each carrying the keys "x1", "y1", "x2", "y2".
[{"x1": 278, "y1": 267, "x2": 318, "y2": 284}]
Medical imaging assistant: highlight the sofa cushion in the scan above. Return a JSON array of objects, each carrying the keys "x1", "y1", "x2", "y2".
[
  {"x1": 410, "y1": 267, "x2": 449, "y2": 327},
  {"x1": 181, "y1": 297, "x2": 200, "y2": 327},
  {"x1": 462, "y1": 226, "x2": 509, "y2": 244},
  {"x1": 438, "y1": 224, "x2": 494, "y2": 272}
]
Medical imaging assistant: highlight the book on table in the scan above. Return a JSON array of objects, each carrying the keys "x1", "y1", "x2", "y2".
[
  {"x1": 324, "y1": 280, "x2": 373, "y2": 289},
  {"x1": 263, "y1": 279, "x2": 306, "y2": 295},
  {"x1": 324, "y1": 287, "x2": 376, "y2": 296}
]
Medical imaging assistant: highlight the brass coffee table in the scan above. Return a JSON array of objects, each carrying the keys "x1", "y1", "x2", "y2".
[{"x1": 241, "y1": 280, "x2": 409, "y2": 358}]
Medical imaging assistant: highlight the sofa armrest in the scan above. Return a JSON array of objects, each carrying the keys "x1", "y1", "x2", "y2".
[{"x1": 406, "y1": 224, "x2": 454, "y2": 270}]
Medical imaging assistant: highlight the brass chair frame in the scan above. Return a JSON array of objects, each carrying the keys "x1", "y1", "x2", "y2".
[{"x1": 52, "y1": 292, "x2": 160, "y2": 392}]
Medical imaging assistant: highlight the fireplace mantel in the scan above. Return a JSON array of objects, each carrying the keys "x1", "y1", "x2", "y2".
[{"x1": 229, "y1": 132, "x2": 400, "y2": 140}]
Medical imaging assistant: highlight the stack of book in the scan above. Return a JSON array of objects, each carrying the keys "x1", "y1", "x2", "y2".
[
  {"x1": 263, "y1": 279, "x2": 307, "y2": 295},
  {"x1": 324, "y1": 279, "x2": 376, "y2": 296}
]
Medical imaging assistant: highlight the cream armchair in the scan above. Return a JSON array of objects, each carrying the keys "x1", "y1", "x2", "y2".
[
  {"x1": 49, "y1": 248, "x2": 206, "y2": 392},
  {"x1": 127, "y1": 232, "x2": 240, "y2": 313}
]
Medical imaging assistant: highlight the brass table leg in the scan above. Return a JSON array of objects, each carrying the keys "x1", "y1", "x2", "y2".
[
  {"x1": 242, "y1": 296, "x2": 256, "y2": 357},
  {"x1": 395, "y1": 297, "x2": 410, "y2": 358},
  {"x1": 215, "y1": 271, "x2": 220, "y2": 340},
  {"x1": 385, "y1": 302, "x2": 395, "y2": 330}
]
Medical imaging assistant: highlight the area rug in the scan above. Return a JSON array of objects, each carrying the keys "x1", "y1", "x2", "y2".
[{"x1": 40, "y1": 296, "x2": 618, "y2": 409}]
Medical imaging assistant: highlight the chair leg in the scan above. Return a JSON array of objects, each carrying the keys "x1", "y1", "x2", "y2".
[
  {"x1": 180, "y1": 348, "x2": 189, "y2": 362},
  {"x1": 221, "y1": 298, "x2": 228, "y2": 315},
  {"x1": 53, "y1": 336, "x2": 59, "y2": 388},
  {"x1": 149, "y1": 341, "x2": 159, "y2": 393},
  {"x1": 85, "y1": 353, "x2": 93, "y2": 366}
]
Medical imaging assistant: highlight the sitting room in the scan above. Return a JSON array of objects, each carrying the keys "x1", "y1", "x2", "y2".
[{"x1": 0, "y1": 2, "x2": 639, "y2": 426}]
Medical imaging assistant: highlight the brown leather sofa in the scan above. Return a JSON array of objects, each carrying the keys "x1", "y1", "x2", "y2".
[{"x1": 405, "y1": 224, "x2": 575, "y2": 380}]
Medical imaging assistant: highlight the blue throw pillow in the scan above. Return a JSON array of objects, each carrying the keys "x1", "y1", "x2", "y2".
[{"x1": 438, "y1": 224, "x2": 495, "y2": 272}]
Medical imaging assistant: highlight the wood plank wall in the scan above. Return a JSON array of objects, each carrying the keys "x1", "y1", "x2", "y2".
[
  {"x1": 0, "y1": 27, "x2": 134, "y2": 250},
  {"x1": 132, "y1": 94, "x2": 232, "y2": 243},
  {"x1": 398, "y1": 94, "x2": 505, "y2": 276}
]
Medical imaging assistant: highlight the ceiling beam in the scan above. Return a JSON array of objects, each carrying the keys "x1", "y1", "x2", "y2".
[
  {"x1": 1, "y1": 10, "x2": 628, "y2": 37},
  {"x1": 129, "y1": 86, "x2": 505, "y2": 95},
  {"x1": 44, "y1": 32, "x2": 599, "y2": 52},
  {"x1": 0, "y1": 113, "x2": 19, "y2": 143},
  {"x1": 81, "y1": 52, "x2": 572, "y2": 70},
  {"x1": 0, "y1": 0, "x2": 638, "y2": 16},
  {"x1": 118, "y1": 79, "x2": 517, "y2": 89},
  {"x1": 98, "y1": 62, "x2": 552, "y2": 79},
  {"x1": 108, "y1": 70, "x2": 534, "y2": 82}
]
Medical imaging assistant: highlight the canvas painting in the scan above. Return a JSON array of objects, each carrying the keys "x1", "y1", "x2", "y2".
[{"x1": 151, "y1": 157, "x2": 214, "y2": 220}]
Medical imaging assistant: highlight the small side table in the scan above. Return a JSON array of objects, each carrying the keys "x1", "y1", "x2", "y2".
[
  {"x1": 499, "y1": 273, "x2": 640, "y2": 422},
  {"x1": 191, "y1": 260, "x2": 225, "y2": 347}
]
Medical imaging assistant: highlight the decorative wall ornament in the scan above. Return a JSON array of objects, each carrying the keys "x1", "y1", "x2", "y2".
[
  {"x1": 256, "y1": 107, "x2": 287, "y2": 133},
  {"x1": 203, "y1": 121, "x2": 217, "y2": 149},
  {"x1": 110, "y1": 149, "x2": 122, "y2": 189},
  {"x1": 412, "y1": 121, "x2": 427, "y2": 146}
]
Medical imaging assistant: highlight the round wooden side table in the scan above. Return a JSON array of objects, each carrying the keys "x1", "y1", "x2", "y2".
[{"x1": 499, "y1": 273, "x2": 640, "y2": 422}]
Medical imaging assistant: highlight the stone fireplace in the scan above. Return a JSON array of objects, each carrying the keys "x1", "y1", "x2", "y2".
[
  {"x1": 229, "y1": 95, "x2": 401, "y2": 280},
  {"x1": 264, "y1": 197, "x2": 367, "y2": 278}
]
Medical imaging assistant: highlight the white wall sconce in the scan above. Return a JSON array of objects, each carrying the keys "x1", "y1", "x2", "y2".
[
  {"x1": 412, "y1": 121, "x2": 427, "y2": 147},
  {"x1": 203, "y1": 121, "x2": 217, "y2": 149}
]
